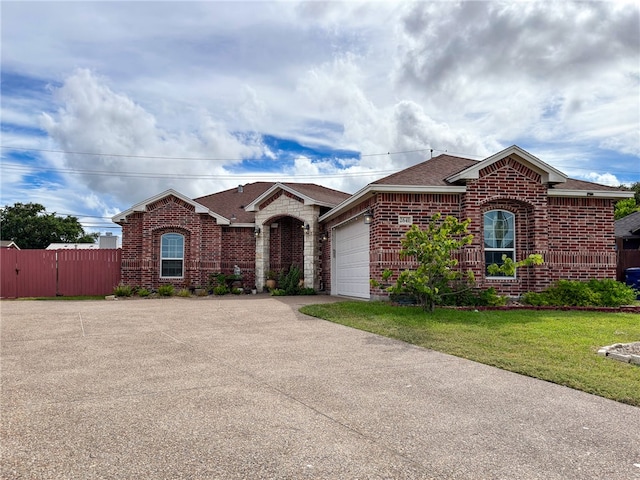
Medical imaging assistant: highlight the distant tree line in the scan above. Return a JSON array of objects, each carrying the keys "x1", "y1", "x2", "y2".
[
  {"x1": 0, "y1": 202, "x2": 97, "y2": 249},
  {"x1": 615, "y1": 181, "x2": 640, "y2": 220}
]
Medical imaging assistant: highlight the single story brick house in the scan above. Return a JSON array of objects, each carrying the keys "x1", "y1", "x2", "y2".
[{"x1": 113, "y1": 145, "x2": 631, "y2": 298}]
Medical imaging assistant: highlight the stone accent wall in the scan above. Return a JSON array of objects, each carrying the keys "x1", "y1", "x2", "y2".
[{"x1": 254, "y1": 192, "x2": 321, "y2": 290}]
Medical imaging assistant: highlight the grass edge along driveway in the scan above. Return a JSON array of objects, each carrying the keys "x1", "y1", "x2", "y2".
[{"x1": 300, "y1": 302, "x2": 640, "y2": 407}]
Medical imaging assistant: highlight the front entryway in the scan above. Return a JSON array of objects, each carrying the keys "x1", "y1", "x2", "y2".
[{"x1": 267, "y1": 216, "x2": 305, "y2": 276}]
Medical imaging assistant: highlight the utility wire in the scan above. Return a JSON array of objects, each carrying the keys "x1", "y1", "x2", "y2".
[{"x1": 2, "y1": 144, "x2": 637, "y2": 177}]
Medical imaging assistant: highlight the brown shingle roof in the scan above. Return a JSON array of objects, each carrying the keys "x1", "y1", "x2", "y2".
[
  {"x1": 281, "y1": 183, "x2": 351, "y2": 205},
  {"x1": 551, "y1": 178, "x2": 624, "y2": 192},
  {"x1": 615, "y1": 211, "x2": 640, "y2": 238},
  {"x1": 372, "y1": 154, "x2": 477, "y2": 186},
  {"x1": 194, "y1": 182, "x2": 350, "y2": 224},
  {"x1": 372, "y1": 153, "x2": 625, "y2": 193}
]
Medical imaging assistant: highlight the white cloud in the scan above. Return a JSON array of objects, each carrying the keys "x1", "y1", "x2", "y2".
[
  {"x1": 39, "y1": 69, "x2": 267, "y2": 204},
  {"x1": 393, "y1": 1, "x2": 640, "y2": 154},
  {"x1": 584, "y1": 172, "x2": 621, "y2": 187},
  {"x1": 1, "y1": 0, "x2": 638, "y2": 219}
]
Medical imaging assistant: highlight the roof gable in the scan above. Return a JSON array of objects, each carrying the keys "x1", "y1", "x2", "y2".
[
  {"x1": 244, "y1": 182, "x2": 350, "y2": 212},
  {"x1": 112, "y1": 189, "x2": 230, "y2": 224},
  {"x1": 446, "y1": 145, "x2": 567, "y2": 185},
  {"x1": 615, "y1": 211, "x2": 640, "y2": 238}
]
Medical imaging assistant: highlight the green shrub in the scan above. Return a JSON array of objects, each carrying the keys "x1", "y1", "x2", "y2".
[
  {"x1": 213, "y1": 285, "x2": 229, "y2": 296},
  {"x1": 439, "y1": 285, "x2": 506, "y2": 307},
  {"x1": 137, "y1": 288, "x2": 151, "y2": 297},
  {"x1": 158, "y1": 285, "x2": 174, "y2": 297},
  {"x1": 521, "y1": 279, "x2": 636, "y2": 307},
  {"x1": 231, "y1": 287, "x2": 243, "y2": 295},
  {"x1": 477, "y1": 287, "x2": 507, "y2": 306},
  {"x1": 587, "y1": 278, "x2": 637, "y2": 306},
  {"x1": 299, "y1": 287, "x2": 317, "y2": 295},
  {"x1": 279, "y1": 266, "x2": 302, "y2": 295},
  {"x1": 177, "y1": 288, "x2": 191, "y2": 297},
  {"x1": 270, "y1": 288, "x2": 286, "y2": 296},
  {"x1": 113, "y1": 284, "x2": 133, "y2": 297}
]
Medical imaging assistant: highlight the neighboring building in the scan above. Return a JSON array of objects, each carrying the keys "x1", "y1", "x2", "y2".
[
  {"x1": 0, "y1": 240, "x2": 20, "y2": 250},
  {"x1": 46, "y1": 243, "x2": 100, "y2": 250},
  {"x1": 46, "y1": 234, "x2": 119, "y2": 251},
  {"x1": 113, "y1": 145, "x2": 632, "y2": 297},
  {"x1": 615, "y1": 210, "x2": 640, "y2": 282},
  {"x1": 615, "y1": 211, "x2": 640, "y2": 251},
  {"x1": 99, "y1": 233, "x2": 118, "y2": 249}
]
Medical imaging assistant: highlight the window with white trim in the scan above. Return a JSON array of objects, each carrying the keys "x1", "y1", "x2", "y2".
[
  {"x1": 160, "y1": 233, "x2": 184, "y2": 278},
  {"x1": 484, "y1": 210, "x2": 515, "y2": 277}
]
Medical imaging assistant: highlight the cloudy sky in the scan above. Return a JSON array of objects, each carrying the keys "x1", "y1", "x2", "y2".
[{"x1": 2, "y1": 1, "x2": 639, "y2": 237}]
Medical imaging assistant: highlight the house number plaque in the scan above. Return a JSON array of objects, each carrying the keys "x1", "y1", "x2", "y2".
[{"x1": 398, "y1": 215, "x2": 413, "y2": 225}]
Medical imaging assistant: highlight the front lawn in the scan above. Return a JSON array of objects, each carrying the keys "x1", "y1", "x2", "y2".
[{"x1": 300, "y1": 302, "x2": 640, "y2": 406}]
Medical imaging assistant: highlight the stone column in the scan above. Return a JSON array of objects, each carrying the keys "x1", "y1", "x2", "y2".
[{"x1": 255, "y1": 222, "x2": 269, "y2": 291}]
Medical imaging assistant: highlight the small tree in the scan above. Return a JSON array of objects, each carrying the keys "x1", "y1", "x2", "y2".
[
  {"x1": 384, "y1": 213, "x2": 474, "y2": 312},
  {"x1": 371, "y1": 213, "x2": 545, "y2": 312}
]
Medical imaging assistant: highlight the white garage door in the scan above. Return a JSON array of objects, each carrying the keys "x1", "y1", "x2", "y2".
[{"x1": 334, "y1": 220, "x2": 370, "y2": 299}]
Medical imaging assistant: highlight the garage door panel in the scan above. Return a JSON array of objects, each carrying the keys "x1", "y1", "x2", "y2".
[{"x1": 335, "y1": 221, "x2": 369, "y2": 299}]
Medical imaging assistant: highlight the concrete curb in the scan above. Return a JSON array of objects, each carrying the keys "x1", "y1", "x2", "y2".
[{"x1": 597, "y1": 343, "x2": 640, "y2": 365}]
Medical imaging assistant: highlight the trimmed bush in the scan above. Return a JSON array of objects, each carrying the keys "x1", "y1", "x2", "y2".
[
  {"x1": 439, "y1": 285, "x2": 506, "y2": 307},
  {"x1": 137, "y1": 288, "x2": 151, "y2": 297},
  {"x1": 522, "y1": 279, "x2": 636, "y2": 307}
]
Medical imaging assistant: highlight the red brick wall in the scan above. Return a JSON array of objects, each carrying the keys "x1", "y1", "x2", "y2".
[
  {"x1": 221, "y1": 226, "x2": 256, "y2": 287},
  {"x1": 268, "y1": 217, "x2": 304, "y2": 275},
  {"x1": 546, "y1": 196, "x2": 616, "y2": 282},
  {"x1": 119, "y1": 195, "x2": 223, "y2": 290},
  {"x1": 461, "y1": 157, "x2": 550, "y2": 296},
  {"x1": 321, "y1": 155, "x2": 617, "y2": 299}
]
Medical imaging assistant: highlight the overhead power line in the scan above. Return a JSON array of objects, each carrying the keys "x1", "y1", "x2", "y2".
[
  {"x1": 0, "y1": 163, "x2": 399, "y2": 180},
  {"x1": 1, "y1": 144, "x2": 638, "y2": 177}
]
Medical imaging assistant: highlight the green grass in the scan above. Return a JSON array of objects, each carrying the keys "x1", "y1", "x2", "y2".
[
  {"x1": 300, "y1": 302, "x2": 640, "y2": 406},
  {"x1": 18, "y1": 295, "x2": 108, "y2": 301}
]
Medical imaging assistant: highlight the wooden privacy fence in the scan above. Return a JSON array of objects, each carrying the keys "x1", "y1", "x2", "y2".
[
  {"x1": 618, "y1": 249, "x2": 640, "y2": 282},
  {"x1": 1, "y1": 249, "x2": 121, "y2": 298}
]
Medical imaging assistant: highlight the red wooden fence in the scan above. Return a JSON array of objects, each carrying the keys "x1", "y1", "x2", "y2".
[{"x1": 1, "y1": 249, "x2": 121, "y2": 298}]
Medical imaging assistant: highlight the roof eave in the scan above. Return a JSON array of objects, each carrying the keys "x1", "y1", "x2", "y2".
[
  {"x1": 547, "y1": 189, "x2": 633, "y2": 199},
  {"x1": 320, "y1": 184, "x2": 466, "y2": 223},
  {"x1": 244, "y1": 182, "x2": 325, "y2": 212},
  {"x1": 111, "y1": 188, "x2": 230, "y2": 225}
]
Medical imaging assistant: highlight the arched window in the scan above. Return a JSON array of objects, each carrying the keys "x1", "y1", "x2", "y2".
[
  {"x1": 484, "y1": 210, "x2": 515, "y2": 277},
  {"x1": 160, "y1": 233, "x2": 184, "y2": 278}
]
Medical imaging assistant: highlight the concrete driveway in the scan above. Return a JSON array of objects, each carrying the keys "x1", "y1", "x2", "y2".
[{"x1": 1, "y1": 296, "x2": 639, "y2": 479}]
